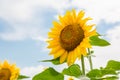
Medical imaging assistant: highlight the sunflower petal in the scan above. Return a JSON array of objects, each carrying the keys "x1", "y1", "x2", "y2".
[
  {"x1": 80, "y1": 38, "x2": 92, "y2": 48},
  {"x1": 83, "y1": 24, "x2": 96, "y2": 31},
  {"x1": 72, "y1": 9, "x2": 76, "y2": 19},
  {"x1": 59, "y1": 15, "x2": 68, "y2": 26},
  {"x1": 76, "y1": 10, "x2": 85, "y2": 23},
  {"x1": 65, "y1": 10, "x2": 73, "y2": 24},
  {"x1": 67, "y1": 51, "x2": 75, "y2": 66},
  {"x1": 85, "y1": 29, "x2": 97, "y2": 37},
  {"x1": 3, "y1": 60, "x2": 9, "y2": 67},
  {"x1": 80, "y1": 17, "x2": 92, "y2": 27},
  {"x1": 76, "y1": 46, "x2": 82, "y2": 59},
  {"x1": 48, "y1": 32, "x2": 58, "y2": 38},
  {"x1": 47, "y1": 42, "x2": 59, "y2": 48},
  {"x1": 80, "y1": 47, "x2": 87, "y2": 56},
  {"x1": 67, "y1": 52, "x2": 72, "y2": 66},
  {"x1": 60, "y1": 51, "x2": 68, "y2": 63},
  {"x1": 53, "y1": 49, "x2": 65, "y2": 59},
  {"x1": 50, "y1": 27, "x2": 61, "y2": 34},
  {"x1": 53, "y1": 21, "x2": 63, "y2": 29},
  {"x1": 49, "y1": 45, "x2": 62, "y2": 55}
]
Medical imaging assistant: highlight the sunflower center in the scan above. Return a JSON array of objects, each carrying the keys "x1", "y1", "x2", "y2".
[
  {"x1": 0, "y1": 68, "x2": 11, "y2": 80},
  {"x1": 60, "y1": 24, "x2": 84, "y2": 51}
]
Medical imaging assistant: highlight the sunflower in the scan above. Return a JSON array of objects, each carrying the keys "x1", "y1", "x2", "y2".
[
  {"x1": 47, "y1": 9, "x2": 97, "y2": 65},
  {"x1": 0, "y1": 60, "x2": 19, "y2": 80},
  {"x1": 68, "y1": 77, "x2": 74, "y2": 80}
]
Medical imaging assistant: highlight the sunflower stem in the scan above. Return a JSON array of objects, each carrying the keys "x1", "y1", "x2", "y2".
[
  {"x1": 81, "y1": 55, "x2": 85, "y2": 75},
  {"x1": 88, "y1": 48, "x2": 93, "y2": 70}
]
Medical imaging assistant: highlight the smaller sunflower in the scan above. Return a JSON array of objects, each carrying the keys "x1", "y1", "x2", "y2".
[
  {"x1": 68, "y1": 77, "x2": 74, "y2": 80},
  {"x1": 0, "y1": 60, "x2": 19, "y2": 80}
]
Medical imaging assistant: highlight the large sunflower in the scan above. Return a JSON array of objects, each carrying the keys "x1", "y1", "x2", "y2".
[
  {"x1": 0, "y1": 60, "x2": 19, "y2": 80},
  {"x1": 48, "y1": 9, "x2": 96, "y2": 65}
]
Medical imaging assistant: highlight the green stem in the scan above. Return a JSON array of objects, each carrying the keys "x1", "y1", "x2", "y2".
[
  {"x1": 81, "y1": 55, "x2": 85, "y2": 75},
  {"x1": 88, "y1": 48, "x2": 93, "y2": 70}
]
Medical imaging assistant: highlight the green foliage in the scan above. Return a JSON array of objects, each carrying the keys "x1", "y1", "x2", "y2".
[
  {"x1": 42, "y1": 58, "x2": 62, "y2": 65},
  {"x1": 87, "y1": 69, "x2": 102, "y2": 78},
  {"x1": 102, "y1": 76, "x2": 119, "y2": 80},
  {"x1": 105, "y1": 60, "x2": 120, "y2": 70},
  {"x1": 101, "y1": 69, "x2": 117, "y2": 76},
  {"x1": 32, "y1": 67, "x2": 64, "y2": 80},
  {"x1": 87, "y1": 60, "x2": 120, "y2": 80},
  {"x1": 62, "y1": 64, "x2": 82, "y2": 78},
  {"x1": 86, "y1": 69, "x2": 118, "y2": 80},
  {"x1": 90, "y1": 35, "x2": 110, "y2": 46},
  {"x1": 17, "y1": 75, "x2": 29, "y2": 80}
]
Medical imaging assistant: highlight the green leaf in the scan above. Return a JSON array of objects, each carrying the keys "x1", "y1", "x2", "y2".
[
  {"x1": 87, "y1": 60, "x2": 120, "y2": 80},
  {"x1": 87, "y1": 69, "x2": 102, "y2": 78},
  {"x1": 87, "y1": 68, "x2": 118, "y2": 80},
  {"x1": 62, "y1": 64, "x2": 82, "y2": 78},
  {"x1": 105, "y1": 60, "x2": 120, "y2": 70},
  {"x1": 32, "y1": 67, "x2": 64, "y2": 80},
  {"x1": 90, "y1": 35, "x2": 110, "y2": 46},
  {"x1": 102, "y1": 76, "x2": 119, "y2": 80},
  {"x1": 42, "y1": 58, "x2": 62, "y2": 65},
  {"x1": 101, "y1": 69, "x2": 117, "y2": 76},
  {"x1": 17, "y1": 75, "x2": 29, "y2": 80}
]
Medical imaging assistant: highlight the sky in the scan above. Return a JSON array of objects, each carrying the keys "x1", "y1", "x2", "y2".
[{"x1": 0, "y1": 0, "x2": 120, "y2": 80}]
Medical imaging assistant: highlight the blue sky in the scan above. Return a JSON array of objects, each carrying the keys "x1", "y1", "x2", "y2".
[{"x1": 0, "y1": 0, "x2": 120, "y2": 79}]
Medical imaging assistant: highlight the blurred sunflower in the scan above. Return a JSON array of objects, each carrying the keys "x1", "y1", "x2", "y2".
[
  {"x1": 48, "y1": 9, "x2": 97, "y2": 65},
  {"x1": 68, "y1": 77, "x2": 74, "y2": 80},
  {"x1": 0, "y1": 60, "x2": 19, "y2": 80}
]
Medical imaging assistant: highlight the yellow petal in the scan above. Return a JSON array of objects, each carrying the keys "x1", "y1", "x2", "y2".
[
  {"x1": 47, "y1": 39, "x2": 59, "y2": 44},
  {"x1": 47, "y1": 39, "x2": 60, "y2": 48},
  {"x1": 72, "y1": 49, "x2": 78, "y2": 63},
  {"x1": 47, "y1": 42, "x2": 59, "y2": 48},
  {"x1": 52, "y1": 21, "x2": 63, "y2": 29},
  {"x1": 3, "y1": 60, "x2": 9, "y2": 67},
  {"x1": 59, "y1": 16, "x2": 68, "y2": 26},
  {"x1": 72, "y1": 9, "x2": 76, "y2": 19},
  {"x1": 76, "y1": 46, "x2": 82, "y2": 59},
  {"x1": 48, "y1": 31, "x2": 60, "y2": 38},
  {"x1": 83, "y1": 24, "x2": 95, "y2": 31},
  {"x1": 85, "y1": 29, "x2": 97, "y2": 37},
  {"x1": 54, "y1": 49, "x2": 65, "y2": 59},
  {"x1": 67, "y1": 52, "x2": 71, "y2": 66},
  {"x1": 80, "y1": 38, "x2": 92, "y2": 48},
  {"x1": 74, "y1": 48, "x2": 79, "y2": 59},
  {"x1": 80, "y1": 17, "x2": 92, "y2": 27},
  {"x1": 49, "y1": 45, "x2": 62, "y2": 55},
  {"x1": 48, "y1": 32, "x2": 59, "y2": 36},
  {"x1": 60, "y1": 51, "x2": 68, "y2": 63},
  {"x1": 64, "y1": 10, "x2": 71, "y2": 24},
  {"x1": 50, "y1": 27, "x2": 61, "y2": 34},
  {"x1": 80, "y1": 47, "x2": 87, "y2": 56},
  {"x1": 76, "y1": 10, "x2": 85, "y2": 23},
  {"x1": 67, "y1": 51, "x2": 75, "y2": 66}
]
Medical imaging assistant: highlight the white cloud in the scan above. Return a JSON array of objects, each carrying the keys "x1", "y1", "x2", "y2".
[
  {"x1": 21, "y1": 65, "x2": 47, "y2": 80},
  {"x1": 0, "y1": 0, "x2": 69, "y2": 41},
  {"x1": 70, "y1": 0, "x2": 120, "y2": 23},
  {"x1": 92, "y1": 25, "x2": 120, "y2": 68},
  {"x1": 0, "y1": 0, "x2": 120, "y2": 41},
  {"x1": 106, "y1": 25, "x2": 120, "y2": 45}
]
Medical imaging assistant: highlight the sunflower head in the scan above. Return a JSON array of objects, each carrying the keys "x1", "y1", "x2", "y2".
[
  {"x1": 48, "y1": 9, "x2": 97, "y2": 66},
  {"x1": 0, "y1": 60, "x2": 19, "y2": 80},
  {"x1": 68, "y1": 77, "x2": 74, "y2": 80}
]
